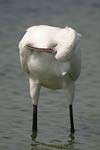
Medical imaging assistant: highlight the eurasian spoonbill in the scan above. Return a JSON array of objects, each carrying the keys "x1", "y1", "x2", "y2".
[{"x1": 19, "y1": 25, "x2": 81, "y2": 139}]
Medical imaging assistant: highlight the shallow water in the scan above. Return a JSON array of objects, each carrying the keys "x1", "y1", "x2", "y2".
[{"x1": 0, "y1": 0, "x2": 100, "y2": 149}]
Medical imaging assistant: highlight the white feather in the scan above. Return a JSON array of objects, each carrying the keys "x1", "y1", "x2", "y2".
[{"x1": 19, "y1": 25, "x2": 81, "y2": 105}]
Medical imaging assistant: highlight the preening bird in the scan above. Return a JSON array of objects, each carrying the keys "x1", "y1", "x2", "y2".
[{"x1": 19, "y1": 25, "x2": 81, "y2": 139}]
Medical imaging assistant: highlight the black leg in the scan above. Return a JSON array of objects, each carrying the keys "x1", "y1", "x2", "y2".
[
  {"x1": 69, "y1": 104, "x2": 75, "y2": 133},
  {"x1": 31, "y1": 104, "x2": 37, "y2": 140},
  {"x1": 32, "y1": 104, "x2": 37, "y2": 132}
]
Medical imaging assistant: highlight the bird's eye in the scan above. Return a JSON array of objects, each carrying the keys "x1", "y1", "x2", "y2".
[{"x1": 54, "y1": 50, "x2": 57, "y2": 55}]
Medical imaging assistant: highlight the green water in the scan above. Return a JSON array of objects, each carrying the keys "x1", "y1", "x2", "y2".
[{"x1": 0, "y1": 0, "x2": 100, "y2": 149}]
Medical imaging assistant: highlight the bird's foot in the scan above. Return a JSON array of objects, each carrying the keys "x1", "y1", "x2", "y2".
[
  {"x1": 69, "y1": 129, "x2": 75, "y2": 139},
  {"x1": 31, "y1": 130, "x2": 37, "y2": 141}
]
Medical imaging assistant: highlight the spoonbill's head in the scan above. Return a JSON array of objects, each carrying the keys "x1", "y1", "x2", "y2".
[{"x1": 54, "y1": 26, "x2": 81, "y2": 62}]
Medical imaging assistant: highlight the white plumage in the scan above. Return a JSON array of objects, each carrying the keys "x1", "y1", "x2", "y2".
[{"x1": 19, "y1": 25, "x2": 81, "y2": 136}]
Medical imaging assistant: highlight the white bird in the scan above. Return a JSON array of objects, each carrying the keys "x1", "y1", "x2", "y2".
[{"x1": 19, "y1": 25, "x2": 81, "y2": 139}]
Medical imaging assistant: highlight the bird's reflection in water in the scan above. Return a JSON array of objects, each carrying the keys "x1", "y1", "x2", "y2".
[{"x1": 31, "y1": 133, "x2": 75, "y2": 150}]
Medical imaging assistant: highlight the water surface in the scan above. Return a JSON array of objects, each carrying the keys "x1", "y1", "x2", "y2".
[{"x1": 0, "y1": 0, "x2": 100, "y2": 149}]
